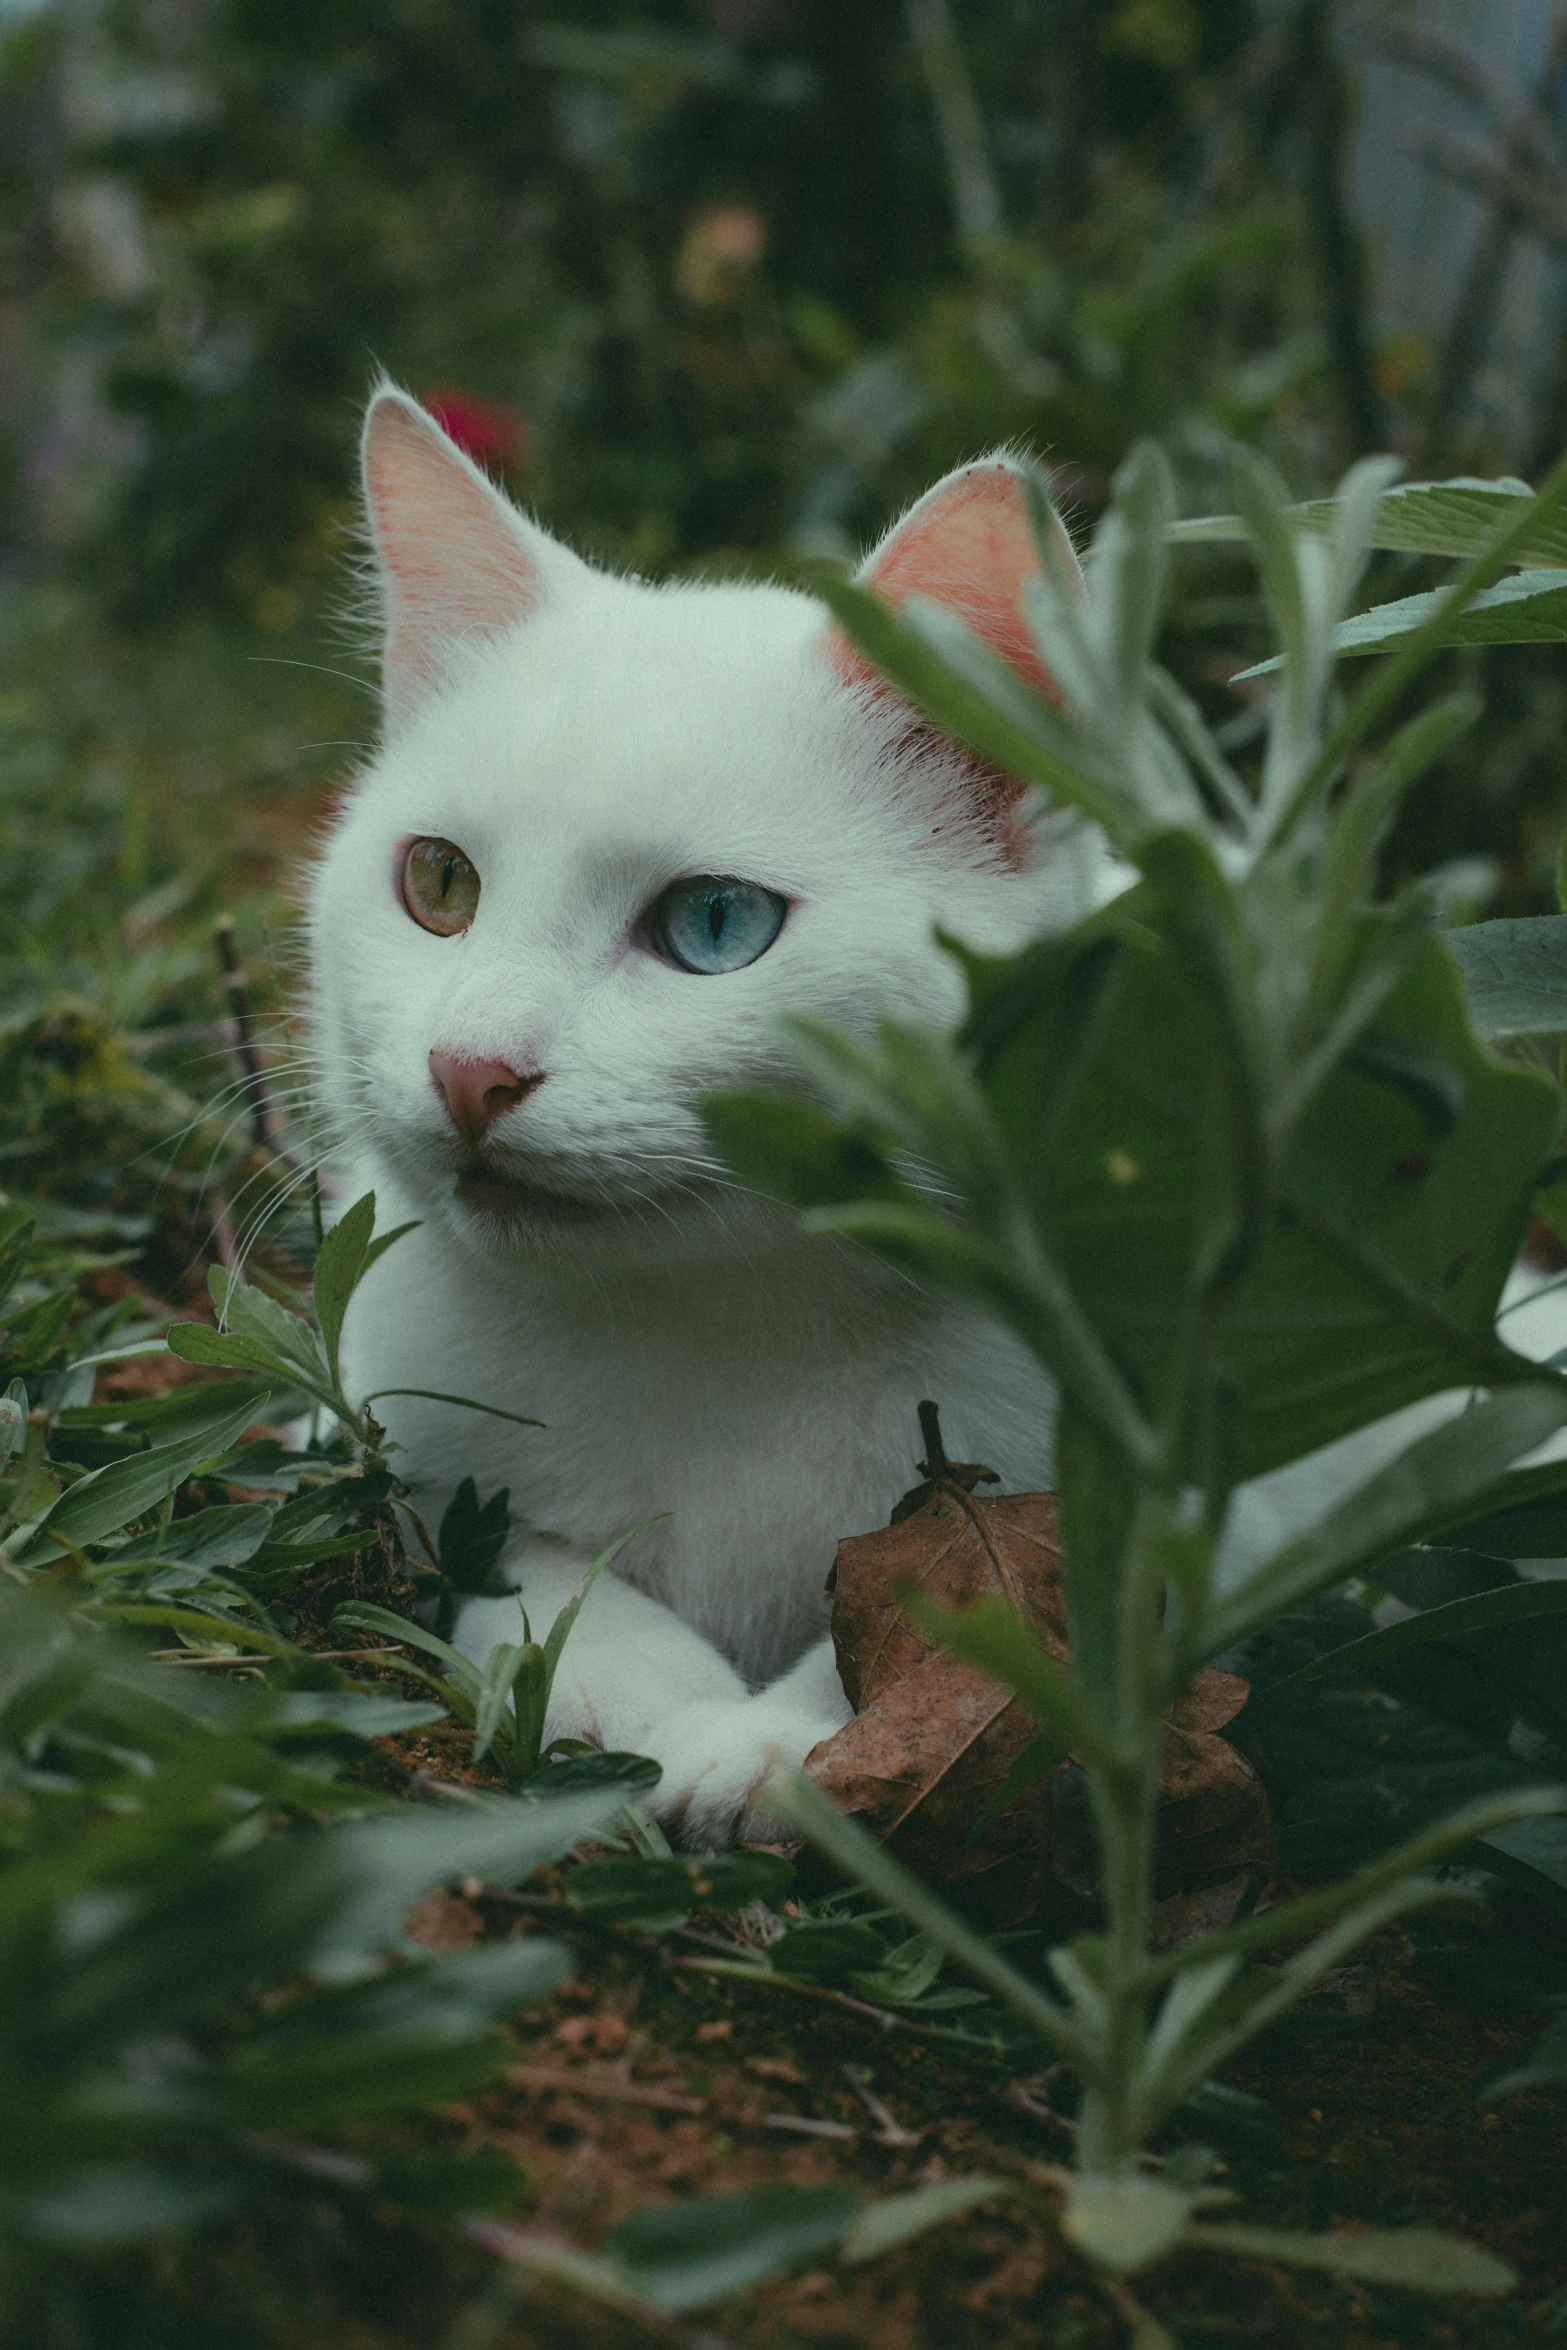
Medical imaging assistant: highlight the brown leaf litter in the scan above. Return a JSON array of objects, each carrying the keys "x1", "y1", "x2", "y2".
[{"x1": 806, "y1": 1407, "x2": 1273, "y2": 1930}]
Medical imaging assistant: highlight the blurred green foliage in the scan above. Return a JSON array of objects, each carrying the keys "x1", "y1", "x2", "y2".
[{"x1": 3, "y1": 0, "x2": 1567, "y2": 1221}]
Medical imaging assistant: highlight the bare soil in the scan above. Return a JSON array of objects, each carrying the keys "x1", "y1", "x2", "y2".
[{"x1": 119, "y1": 1710, "x2": 1564, "y2": 2350}]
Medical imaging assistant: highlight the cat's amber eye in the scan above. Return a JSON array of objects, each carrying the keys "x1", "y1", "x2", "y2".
[{"x1": 399, "y1": 837, "x2": 481, "y2": 936}]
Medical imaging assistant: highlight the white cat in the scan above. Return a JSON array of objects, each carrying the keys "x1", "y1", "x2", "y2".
[{"x1": 310, "y1": 386, "x2": 1115, "y2": 1847}]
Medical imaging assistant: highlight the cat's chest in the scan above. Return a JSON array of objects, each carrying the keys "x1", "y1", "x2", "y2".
[
  {"x1": 349, "y1": 1219, "x2": 921, "y2": 1513},
  {"x1": 342, "y1": 1209, "x2": 1052, "y2": 1673}
]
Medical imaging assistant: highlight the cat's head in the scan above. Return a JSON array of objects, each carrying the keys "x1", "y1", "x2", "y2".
[{"x1": 308, "y1": 385, "x2": 1106, "y2": 1262}]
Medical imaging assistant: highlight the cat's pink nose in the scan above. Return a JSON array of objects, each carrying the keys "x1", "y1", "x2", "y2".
[{"x1": 428, "y1": 1050, "x2": 542, "y2": 1142}]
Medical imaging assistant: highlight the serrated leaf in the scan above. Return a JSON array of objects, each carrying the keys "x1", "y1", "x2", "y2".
[
  {"x1": 208, "y1": 1267, "x2": 325, "y2": 1388},
  {"x1": 167, "y1": 1319, "x2": 309, "y2": 1390}
]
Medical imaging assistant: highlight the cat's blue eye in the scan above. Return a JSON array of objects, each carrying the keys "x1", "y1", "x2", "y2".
[{"x1": 652, "y1": 876, "x2": 787, "y2": 975}]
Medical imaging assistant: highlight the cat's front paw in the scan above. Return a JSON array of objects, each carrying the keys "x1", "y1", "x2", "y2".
[{"x1": 642, "y1": 1698, "x2": 848, "y2": 1849}]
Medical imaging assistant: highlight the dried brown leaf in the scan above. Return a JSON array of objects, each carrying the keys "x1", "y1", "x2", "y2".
[{"x1": 806, "y1": 1434, "x2": 1272, "y2": 1932}]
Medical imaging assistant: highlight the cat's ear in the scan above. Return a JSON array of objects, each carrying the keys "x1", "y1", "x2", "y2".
[
  {"x1": 830, "y1": 455, "x2": 1078, "y2": 705},
  {"x1": 361, "y1": 386, "x2": 585, "y2": 728}
]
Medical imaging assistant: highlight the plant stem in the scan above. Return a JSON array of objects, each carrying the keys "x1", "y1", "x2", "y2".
[{"x1": 1075, "y1": 1693, "x2": 1161, "y2": 2173}]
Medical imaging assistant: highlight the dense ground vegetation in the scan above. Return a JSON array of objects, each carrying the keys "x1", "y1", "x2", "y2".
[{"x1": 5, "y1": 4, "x2": 1567, "y2": 2345}]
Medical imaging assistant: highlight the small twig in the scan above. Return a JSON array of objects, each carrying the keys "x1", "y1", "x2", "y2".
[
  {"x1": 150, "y1": 1651, "x2": 272, "y2": 1667},
  {"x1": 760, "y1": 2111, "x2": 857, "y2": 2141},
  {"x1": 413, "y1": 1770, "x2": 489, "y2": 1803},
  {"x1": 840, "y1": 2064, "x2": 923, "y2": 2147},
  {"x1": 214, "y1": 914, "x2": 307, "y2": 1176},
  {"x1": 1418, "y1": 132, "x2": 1567, "y2": 249},
  {"x1": 215, "y1": 915, "x2": 277, "y2": 1155},
  {"x1": 667, "y1": 1955, "x2": 1012, "y2": 2059},
  {"x1": 1101, "y1": 2274, "x2": 1178, "y2": 2350},
  {"x1": 1005, "y1": 2076, "x2": 1077, "y2": 2139},
  {"x1": 916, "y1": 1397, "x2": 949, "y2": 1483},
  {"x1": 508, "y1": 2064, "x2": 706, "y2": 2115},
  {"x1": 210, "y1": 1193, "x2": 240, "y2": 1276},
  {"x1": 464, "y1": 2221, "x2": 736, "y2": 2350}
]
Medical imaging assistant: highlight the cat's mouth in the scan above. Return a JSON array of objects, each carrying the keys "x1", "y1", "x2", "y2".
[{"x1": 453, "y1": 1160, "x2": 612, "y2": 1224}]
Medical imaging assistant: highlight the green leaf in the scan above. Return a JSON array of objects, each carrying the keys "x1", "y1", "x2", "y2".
[
  {"x1": 365, "y1": 2147, "x2": 530, "y2": 2218},
  {"x1": 769, "y1": 1920, "x2": 886, "y2": 1982},
  {"x1": 1224, "y1": 938, "x2": 1558, "y2": 1476},
  {"x1": 567, "y1": 1850, "x2": 792, "y2": 1924},
  {"x1": 606, "y1": 2188, "x2": 860, "y2": 2313},
  {"x1": 701, "y1": 1092, "x2": 904, "y2": 1217},
  {"x1": 1061, "y1": 2175, "x2": 1196, "y2": 2273},
  {"x1": 253, "y1": 1689, "x2": 449, "y2": 1738},
  {"x1": 0, "y1": 1204, "x2": 37, "y2": 1306},
  {"x1": 839, "y1": 2178, "x2": 1010, "y2": 2264},
  {"x1": 437, "y1": 1477, "x2": 512, "y2": 1597},
  {"x1": 472, "y1": 1636, "x2": 530, "y2": 1766},
  {"x1": 328, "y1": 1602, "x2": 484, "y2": 1720},
  {"x1": 541, "y1": 1519, "x2": 665, "y2": 1689},
  {"x1": 311, "y1": 1191, "x2": 377, "y2": 1390},
  {"x1": 772, "y1": 1774, "x2": 1076, "y2": 2055},
  {"x1": 113, "y1": 1503, "x2": 275, "y2": 1570},
  {"x1": 0, "y1": 1377, "x2": 26, "y2": 1470},
  {"x1": 1201, "y1": 1385, "x2": 1567, "y2": 1658},
  {"x1": 1282, "y1": 1577, "x2": 1567, "y2": 1686},
  {"x1": 848, "y1": 1930, "x2": 949, "y2": 2006},
  {"x1": 964, "y1": 1728, "x2": 1068, "y2": 1844},
  {"x1": 166, "y1": 1319, "x2": 314, "y2": 1394},
  {"x1": 1169, "y1": 475, "x2": 1565, "y2": 566},
  {"x1": 534, "y1": 1747, "x2": 662, "y2": 1798},
  {"x1": 1183, "y1": 2222, "x2": 1515, "y2": 2296},
  {"x1": 1139, "y1": 1785, "x2": 1567, "y2": 1990},
  {"x1": 1444, "y1": 916, "x2": 1567, "y2": 1037},
  {"x1": 960, "y1": 910, "x2": 1555, "y2": 1483},
  {"x1": 36, "y1": 1395, "x2": 261, "y2": 1549},
  {"x1": 1236, "y1": 569, "x2": 1567, "y2": 678},
  {"x1": 817, "y1": 574, "x2": 1141, "y2": 848},
  {"x1": 209, "y1": 1266, "x2": 325, "y2": 1385}
]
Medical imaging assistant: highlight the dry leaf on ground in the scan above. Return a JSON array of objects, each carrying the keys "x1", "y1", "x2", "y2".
[{"x1": 805, "y1": 1412, "x2": 1273, "y2": 1929}]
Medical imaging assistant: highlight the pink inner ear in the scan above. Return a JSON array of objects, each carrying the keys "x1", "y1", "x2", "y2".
[
  {"x1": 830, "y1": 463, "x2": 1075, "y2": 705},
  {"x1": 364, "y1": 396, "x2": 545, "y2": 711}
]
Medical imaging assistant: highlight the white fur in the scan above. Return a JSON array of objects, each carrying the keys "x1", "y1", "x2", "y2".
[{"x1": 309, "y1": 395, "x2": 1116, "y2": 1845}]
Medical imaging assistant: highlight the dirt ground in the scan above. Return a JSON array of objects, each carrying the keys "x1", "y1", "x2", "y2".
[{"x1": 103, "y1": 1708, "x2": 1564, "y2": 2350}]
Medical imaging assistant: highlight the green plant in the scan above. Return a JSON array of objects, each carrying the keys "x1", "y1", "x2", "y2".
[
  {"x1": 0, "y1": 1578, "x2": 635, "y2": 2275},
  {"x1": 0, "y1": 1181, "x2": 674, "y2": 2335},
  {"x1": 707, "y1": 442, "x2": 1567, "y2": 2282},
  {"x1": 331, "y1": 1525, "x2": 661, "y2": 1798}
]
